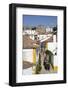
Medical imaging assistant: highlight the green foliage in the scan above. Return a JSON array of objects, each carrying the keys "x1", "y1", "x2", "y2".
[
  {"x1": 45, "y1": 50, "x2": 54, "y2": 69},
  {"x1": 53, "y1": 26, "x2": 57, "y2": 31},
  {"x1": 53, "y1": 26, "x2": 57, "y2": 35},
  {"x1": 35, "y1": 53, "x2": 42, "y2": 74},
  {"x1": 32, "y1": 27, "x2": 36, "y2": 30},
  {"x1": 38, "y1": 53, "x2": 41, "y2": 65},
  {"x1": 45, "y1": 50, "x2": 53, "y2": 55},
  {"x1": 35, "y1": 64, "x2": 42, "y2": 74}
]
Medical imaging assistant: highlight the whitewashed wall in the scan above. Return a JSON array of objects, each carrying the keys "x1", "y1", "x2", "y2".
[
  {"x1": 48, "y1": 42, "x2": 57, "y2": 67},
  {"x1": 22, "y1": 49, "x2": 33, "y2": 62}
]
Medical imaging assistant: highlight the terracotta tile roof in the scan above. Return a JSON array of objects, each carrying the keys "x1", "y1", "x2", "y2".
[
  {"x1": 23, "y1": 61, "x2": 35, "y2": 69},
  {"x1": 42, "y1": 36, "x2": 53, "y2": 43},
  {"x1": 46, "y1": 36, "x2": 53, "y2": 42},
  {"x1": 23, "y1": 35, "x2": 39, "y2": 49},
  {"x1": 36, "y1": 29, "x2": 46, "y2": 34}
]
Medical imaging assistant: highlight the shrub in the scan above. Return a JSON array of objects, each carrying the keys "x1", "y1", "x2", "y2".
[{"x1": 35, "y1": 53, "x2": 42, "y2": 74}]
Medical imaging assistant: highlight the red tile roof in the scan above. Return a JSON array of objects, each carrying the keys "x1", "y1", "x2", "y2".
[{"x1": 23, "y1": 35, "x2": 39, "y2": 49}]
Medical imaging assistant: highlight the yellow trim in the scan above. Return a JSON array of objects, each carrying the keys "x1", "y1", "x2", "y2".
[
  {"x1": 53, "y1": 66, "x2": 58, "y2": 71},
  {"x1": 33, "y1": 49, "x2": 36, "y2": 64},
  {"x1": 45, "y1": 43, "x2": 48, "y2": 49}
]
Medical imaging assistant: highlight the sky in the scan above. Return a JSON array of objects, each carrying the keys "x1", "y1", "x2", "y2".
[{"x1": 23, "y1": 15, "x2": 57, "y2": 27}]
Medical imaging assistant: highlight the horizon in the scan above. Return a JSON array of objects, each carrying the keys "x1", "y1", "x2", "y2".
[{"x1": 23, "y1": 15, "x2": 57, "y2": 28}]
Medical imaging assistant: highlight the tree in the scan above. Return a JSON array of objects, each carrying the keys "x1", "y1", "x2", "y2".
[
  {"x1": 53, "y1": 26, "x2": 57, "y2": 31},
  {"x1": 53, "y1": 26, "x2": 57, "y2": 34},
  {"x1": 32, "y1": 27, "x2": 36, "y2": 30},
  {"x1": 35, "y1": 53, "x2": 42, "y2": 74}
]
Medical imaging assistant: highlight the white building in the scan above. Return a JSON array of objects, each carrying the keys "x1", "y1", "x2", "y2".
[
  {"x1": 46, "y1": 27, "x2": 53, "y2": 32},
  {"x1": 23, "y1": 29, "x2": 37, "y2": 35},
  {"x1": 47, "y1": 35, "x2": 57, "y2": 69}
]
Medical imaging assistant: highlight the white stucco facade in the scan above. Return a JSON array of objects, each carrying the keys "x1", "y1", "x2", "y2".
[
  {"x1": 22, "y1": 49, "x2": 33, "y2": 63},
  {"x1": 46, "y1": 27, "x2": 53, "y2": 32},
  {"x1": 48, "y1": 35, "x2": 57, "y2": 67}
]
